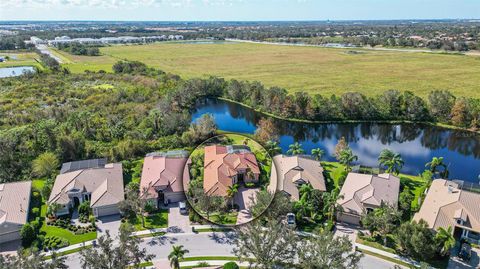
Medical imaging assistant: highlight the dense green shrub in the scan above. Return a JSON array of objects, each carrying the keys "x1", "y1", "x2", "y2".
[
  {"x1": 44, "y1": 235, "x2": 69, "y2": 250},
  {"x1": 20, "y1": 223, "x2": 37, "y2": 247},
  {"x1": 223, "y1": 261, "x2": 239, "y2": 269}
]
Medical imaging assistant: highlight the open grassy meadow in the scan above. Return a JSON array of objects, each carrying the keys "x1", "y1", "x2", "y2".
[
  {"x1": 11, "y1": 41, "x2": 480, "y2": 97},
  {"x1": 0, "y1": 51, "x2": 43, "y2": 69}
]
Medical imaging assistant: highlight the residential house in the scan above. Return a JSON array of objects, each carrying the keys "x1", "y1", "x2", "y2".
[
  {"x1": 413, "y1": 179, "x2": 480, "y2": 244},
  {"x1": 48, "y1": 159, "x2": 124, "y2": 218},
  {"x1": 203, "y1": 145, "x2": 260, "y2": 196},
  {"x1": 268, "y1": 155, "x2": 326, "y2": 200},
  {"x1": 0, "y1": 181, "x2": 31, "y2": 244},
  {"x1": 140, "y1": 151, "x2": 190, "y2": 207},
  {"x1": 337, "y1": 173, "x2": 400, "y2": 225}
]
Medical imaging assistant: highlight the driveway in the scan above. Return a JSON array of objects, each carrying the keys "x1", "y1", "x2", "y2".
[
  {"x1": 167, "y1": 203, "x2": 190, "y2": 233},
  {"x1": 448, "y1": 245, "x2": 480, "y2": 269},
  {"x1": 334, "y1": 223, "x2": 359, "y2": 244},
  {"x1": 234, "y1": 187, "x2": 259, "y2": 225},
  {"x1": 0, "y1": 240, "x2": 21, "y2": 256},
  {"x1": 96, "y1": 214, "x2": 122, "y2": 238}
]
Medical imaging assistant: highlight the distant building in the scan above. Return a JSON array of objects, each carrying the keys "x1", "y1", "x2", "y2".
[
  {"x1": 140, "y1": 151, "x2": 190, "y2": 207},
  {"x1": 413, "y1": 179, "x2": 480, "y2": 244},
  {"x1": 49, "y1": 159, "x2": 124, "y2": 217},
  {"x1": 203, "y1": 145, "x2": 260, "y2": 196},
  {"x1": 47, "y1": 35, "x2": 173, "y2": 46},
  {"x1": 0, "y1": 181, "x2": 32, "y2": 244},
  {"x1": 337, "y1": 173, "x2": 400, "y2": 225},
  {"x1": 269, "y1": 155, "x2": 326, "y2": 200}
]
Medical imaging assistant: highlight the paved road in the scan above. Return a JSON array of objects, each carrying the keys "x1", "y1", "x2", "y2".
[
  {"x1": 64, "y1": 231, "x2": 399, "y2": 269},
  {"x1": 36, "y1": 44, "x2": 63, "y2": 63}
]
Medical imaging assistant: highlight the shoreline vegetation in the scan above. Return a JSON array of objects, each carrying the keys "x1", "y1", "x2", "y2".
[{"x1": 217, "y1": 97, "x2": 480, "y2": 135}]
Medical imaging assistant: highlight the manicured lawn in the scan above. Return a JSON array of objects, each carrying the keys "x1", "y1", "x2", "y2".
[
  {"x1": 321, "y1": 161, "x2": 347, "y2": 189},
  {"x1": 40, "y1": 225, "x2": 97, "y2": 245},
  {"x1": 59, "y1": 42, "x2": 480, "y2": 98},
  {"x1": 31, "y1": 178, "x2": 98, "y2": 245},
  {"x1": 208, "y1": 212, "x2": 238, "y2": 225},
  {"x1": 130, "y1": 209, "x2": 169, "y2": 231}
]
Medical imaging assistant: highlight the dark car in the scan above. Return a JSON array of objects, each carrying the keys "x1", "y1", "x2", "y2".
[{"x1": 458, "y1": 243, "x2": 472, "y2": 262}]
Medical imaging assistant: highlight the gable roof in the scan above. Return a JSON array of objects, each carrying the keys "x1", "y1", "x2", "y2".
[
  {"x1": 337, "y1": 173, "x2": 400, "y2": 216},
  {"x1": 269, "y1": 155, "x2": 326, "y2": 200},
  {"x1": 49, "y1": 161, "x2": 124, "y2": 208},
  {"x1": 203, "y1": 145, "x2": 260, "y2": 196},
  {"x1": 413, "y1": 179, "x2": 480, "y2": 232},
  {"x1": 140, "y1": 153, "x2": 189, "y2": 198},
  {"x1": 0, "y1": 181, "x2": 31, "y2": 226}
]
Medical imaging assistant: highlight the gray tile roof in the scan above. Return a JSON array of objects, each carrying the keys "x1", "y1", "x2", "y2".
[{"x1": 0, "y1": 181, "x2": 31, "y2": 226}]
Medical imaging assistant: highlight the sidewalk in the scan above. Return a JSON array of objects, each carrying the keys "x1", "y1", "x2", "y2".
[
  {"x1": 153, "y1": 258, "x2": 250, "y2": 269},
  {"x1": 355, "y1": 242, "x2": 420, "y2": 267}
]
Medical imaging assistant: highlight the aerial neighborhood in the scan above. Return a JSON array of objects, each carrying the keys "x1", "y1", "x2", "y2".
[{"x1": 1, "y1": 12, "x2": 480, "y2": 269}]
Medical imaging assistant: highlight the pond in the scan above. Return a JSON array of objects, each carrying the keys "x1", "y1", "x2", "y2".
[
  {"x1": 192, "y1": 98, "x2": 480, "y2": 183},
  {"x1": 0, "y1": 66, "x2": 35, "y2": 78}
]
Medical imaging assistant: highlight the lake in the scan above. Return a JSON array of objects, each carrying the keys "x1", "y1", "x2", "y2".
[
  {"x1": 192, "y1": 98, "x2": 480, "y2": 183},
  {"x1": 0, "y1": 66, "x2": 35, "y2": 78}
]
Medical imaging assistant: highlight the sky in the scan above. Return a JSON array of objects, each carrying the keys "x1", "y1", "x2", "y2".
[{"x1": 0, "y1": 0, "x2": 479, "y2": 21}]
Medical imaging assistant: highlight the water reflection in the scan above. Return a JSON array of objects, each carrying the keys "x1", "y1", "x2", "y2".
[{"x1": 192, "y1": 98, "x2": 480, "y2": 182}]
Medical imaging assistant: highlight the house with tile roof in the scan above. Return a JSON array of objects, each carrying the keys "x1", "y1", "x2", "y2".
[
  {"x1": 413, "y1": 179, "x2": 480, "y2": 244},
  {"x1": 337, "y1": 173, "x2": 400, "y2": 225},
  {"x1": 140, "y1": 151, "x2": 190, "y2": 207},
  {"x1": 48, "y1": 160, "x2": 124, "y2": 218},
  {"x1": 203, "y1": 145, "x2": 260, "y2": 197},
  {"x1": 268, "y1": 155, "x2": 326, "y2": 200},
  {"x1": 0, "y1": 181, "x2": 31, "y2": 244}
]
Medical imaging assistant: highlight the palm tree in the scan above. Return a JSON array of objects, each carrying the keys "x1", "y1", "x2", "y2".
[
  {"x1": 287, "y1": 142, "x2": 304, "y2": 156},
  {"x1": 322, "y1": 189, "x2": 343, "y2": 222},
  {"x1": 226, "y1": 184, "x2": 239, "y2": 209},
  {"x1": 435, "y1": 226, "x2": 456, "y2": 256},
  {"x1": 425, "y1": 157, "x2": 449, "y2": 178},
  {"x1": 338, "y1": 149, "x2": 358, "y2": 172},
  {"x1": 311, "y1": 148, "x2": 325, "y2": 161},
  {"x1": 378, "y1": 149, "x2": 404, "y2": 175},
  {"x1": 168, "y1": 245, "x2": 189, "y2": 269},
  {"x1": 47, "y1": 203, "x2": 61, "y2": 219},
  {"x1": 264, "y1": 140, "x2": 282, "y2": 157}
]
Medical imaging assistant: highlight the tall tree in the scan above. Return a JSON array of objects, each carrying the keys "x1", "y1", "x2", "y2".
[
  {"x1": 322, "y1": 189, "x2": 343, "y2": 222},
  {"x1": 435, "y1": 226, "x2": 456, "y2": 257},
  {"x1": 168, "y1": 245, "x2": 189, "y2": 269},
  {"x1": 264, "y1": 140, "x2": 282, "y2": 157},
  {"x1": 226, "y1": 184, "x2": 239, "y2": 209},
  {"x1": 334, "y1": 137, "x2": 348, "y2": 160},
  {"x1": 0, "y1": 250, "x2": 67, "y2": 269},
  {"x1": 338, "y1": 149, "x2": 358, "y2": 172},
  {"x1": 234, "y1": 219, "x2": 298, "y2": 269},
  {"x1": 79, "y1": 223, "x2": 154, "y2": 269},
  {"x1": 425, "y1": 157, "x2": 449, "y2": 178},
  {"x1": 298, "y1": 230, "x2": 362, "y2": 269},
  {"x1": 361, "y1": 203, "x2": 402, "y2": 245},
  {"x1": 311, "y1": 148, "x2": 325, "y2": 161},
  {"x1": 378, "y1": 149, "x2": 404, "y2": 175},
  {"x1": 254, "y1": 118, "x2": 278, "y2": 143},
  {"x1": 32, "y1": 152, "x2": 59, "y2": 178},
  {"x1": 287, "y1": 142, "x2": 304, "y2": 156},
  {"x1": 395, "y1": 220, "x2": 437, "y2": 261}
]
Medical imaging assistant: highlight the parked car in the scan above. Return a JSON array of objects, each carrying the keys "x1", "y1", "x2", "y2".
[
  {"x1": 286, "y1": 213, "x2": 296, "y2": 228},
  {"x1": 179, "y1": 201, "x2": 188, "y2": 215},
  {"x1": 458, "y1": 243, "x2": 472, "y2": 262}
]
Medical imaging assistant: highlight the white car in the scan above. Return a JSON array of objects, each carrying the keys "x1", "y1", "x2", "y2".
[
  {"x1": 179, "y1": 202, "x2": 188, "y2": 215},
  {"x1": 286, "y1": 213, "x2": 296, "y2": 227}
]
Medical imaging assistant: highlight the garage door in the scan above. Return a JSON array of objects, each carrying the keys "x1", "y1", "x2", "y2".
[
  {"x1": 94, "y1": 205, "x2": 119, "y2": 217},
  {"x1": 0, "y1": 231, "x2": 21, "y2": 244},
  {"x1": 337, "y1": 213, "x2": 360, "y2": 225}
]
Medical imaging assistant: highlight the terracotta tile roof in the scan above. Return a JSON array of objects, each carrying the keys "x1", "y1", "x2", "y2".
[
  {"x1": 337, "y1": 173, "x2": 400, "y2": 216},
  {"x1": 0, "y1": 181, "x2": 31, "y2": 226},
  {"x1": 203, "y1": 145, "x2": 260, "y2": 196},
  {"x1": 49, "y1": 161, "x2": 124, "y2": 208},
  {"x1": 413, "y1": 179, "x2": 480, "y2": 232},
  {"x1": 140, "y1": 153, "x2": 190, "y2": 198},
  {"x1": 269, "y1": 155, "x2": 326, "y2": 200}
]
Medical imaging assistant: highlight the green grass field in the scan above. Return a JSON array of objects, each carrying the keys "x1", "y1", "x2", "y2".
[
  {"x1": 53, "y1": 42, "x2": 480, "y2": 98},
  {"x1": 0, "y1": 52, "x2": 43, "y2": 69}
]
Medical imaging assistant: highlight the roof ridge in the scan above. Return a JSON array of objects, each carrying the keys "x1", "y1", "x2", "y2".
[{"x1": 51, "y1": 170, "x2": 83, "y2": 203}]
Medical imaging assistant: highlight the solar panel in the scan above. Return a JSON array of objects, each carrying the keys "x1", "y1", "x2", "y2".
[{"x1": 60, "y1": 158, "x2": 107, "y2": 174}]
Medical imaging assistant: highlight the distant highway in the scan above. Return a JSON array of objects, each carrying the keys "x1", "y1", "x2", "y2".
[{"x1": 36, "y1": 44, "x2": 63, "y2": 63}]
